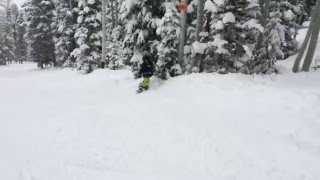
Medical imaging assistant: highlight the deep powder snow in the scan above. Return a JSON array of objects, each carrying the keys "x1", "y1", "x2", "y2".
[{"x1": 0, "y1": 61, "x2": 320, "y2": 180}]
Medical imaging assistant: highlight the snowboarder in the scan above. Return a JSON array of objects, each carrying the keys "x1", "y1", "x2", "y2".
[{"x1": 137, "y1": 54, "x2": 154, "y2": 93}]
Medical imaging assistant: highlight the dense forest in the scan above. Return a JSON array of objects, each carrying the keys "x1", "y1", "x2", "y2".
[{"x1": 0, "y1": 0, "x2": 318, "y2": 79}]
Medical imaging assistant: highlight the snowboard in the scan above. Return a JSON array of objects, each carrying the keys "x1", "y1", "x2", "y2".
[{"x1": 136, "y1": 87, "x2": 149, "y2": 94}]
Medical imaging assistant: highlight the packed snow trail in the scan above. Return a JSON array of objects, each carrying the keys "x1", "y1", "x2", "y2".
[{"x1": 1, "y1": 62, "x2": 320, "y2": 180}]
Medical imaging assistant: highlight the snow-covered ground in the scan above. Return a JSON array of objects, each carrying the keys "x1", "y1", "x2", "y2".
[
  {"x1": 1, "y1": 29, "x2": 320, "y2": 179},
  {"x1": 1, "y1": 61, "x2": 320, "y2": 180}
]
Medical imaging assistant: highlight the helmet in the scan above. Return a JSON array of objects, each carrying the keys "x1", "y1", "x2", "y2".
[{"x1": 142, "y1": 55, "x2": 151, "y2": 61}]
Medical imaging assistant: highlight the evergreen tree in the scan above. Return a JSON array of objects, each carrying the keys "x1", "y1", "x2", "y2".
[
  {"x1": 279, "y1": 0, "x2": 304, "y2": 58},
  {"x1": 106, "y1": 0, "x2": 126, "y2": 70},
  {"x1": 71, "y1": 0, "x2": 102, "y2": 73},
  {"x1": 15, "y1": 11, "x2": 27, "y2": 63},
  {"x1": 183, "y1": 0, "x2": 198, "y2": 72},
  {"x1": 306, "y1": 0, "x2": 317, "y2": 15},
  {"x1": 203, "y1": 0, "x2": 261, "y2": 73},
  {"x1": 10, "y1": 3, "x2": 21, "y2": 63},
  {"x1": 0, "y1": 0, "x2": 15, "y2": 65},
  {"x1": 106, "y1": 26, "x2": 126, "y2": 70},
  {"x1": 155, "y1": 1, "x2": 182, "y2": 79},
  {"x1": 53, "y1": 0, "x2": 78, "y2": 67},
  {"x1": 24, "y1": 0, "x2": 56, "y2": 68},
  {"x1": 250, "y1": 2, "x2": 285, "y2": 74},
  {"x1": 0, "y1": 25, "x2": 15, "y2": 65},
  {"x1": 120, "y1": 0, "x2": 165, "y2": 78}
]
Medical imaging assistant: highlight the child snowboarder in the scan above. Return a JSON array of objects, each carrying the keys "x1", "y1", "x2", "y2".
[{"x1": 137, "y1": 54, "x2": 154, "y2": 93}]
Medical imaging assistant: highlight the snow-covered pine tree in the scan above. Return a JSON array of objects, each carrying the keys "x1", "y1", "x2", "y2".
[
  {"x1": 278, "y1": 0, "x2": 305, "y2": 58},
  {"x1": 0, "y1": 3, "x2": 5, "y2": 65},
  {"x1": 0, "y1": 25, "x2": 15, "y2": 65},
  {"x1": 155, "y1": 1, "x2": 181, "y2": 79},
  {"x1": 250, "y1": 1, "x2": 286, "y2": 74},
  {"x1": 0, "y1": 0, "x2": 15, "y2": 65},
  {"x1": 306, "y1": 0, "x2": 317, "y2": 15},
  {"x1": 105, "y1": 0, "x2": 126, "y2": 70},
  {"x1": 183, "y1": 0, "x2": 198, "y2": 72},
  {"x1": 10, "y1": 3, "x2": 21, "y2": 63},
  {"x1": 203, "y1": 0, "x2": 261, "y2": 74},
  {"x1": 53, "y1": 0, "x2": 77, "y2": 67},
  {"x1": 120, "y1": 0, "x2": 147, "y2": 77},
  {"x1": 24, "y1": 0, "x2": 56, "y2": 68},
  {"x1": 120, "y1": 0, "x2": 165, "y2": 78},
  {"x1": 71, "y1": 0, "x2": 102, "y2": 73},
  {"x1": 106, "y1": 26, "x2": 126, "y2": 70},
  {"x1": 15, "y1": 10, "x2": 27, "y2": 63}
]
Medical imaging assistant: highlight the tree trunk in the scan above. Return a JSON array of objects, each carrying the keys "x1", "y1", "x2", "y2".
[
  {"x1": 292, "y1": 0, "x2": 319, "y2": 72},
  {"x1": 101, "y1": 0, "x2": 107, "y2": 66},
  {"x1": 115, "y1": 0, "x2": 118, "y2": 27},
  {"x1": 111, "y1": 0, "x2": 115, "y2": 29},
  {"x1": 178, "y1": 0, "x2": 187, "y2": 67},
  {"x1": 297, "y1": 0, "x2": 306, "y2": 26},
  {"x1": 256, "y1": 0, "x2": 271, "y2": 50},
  {"x1": 195, "y1": 0, "x2": 204, "y2": 41},
  {"x1": 191, "y1": 0, "x2": 205, "y2": 72},
  {"x1": 69, "y1": 0, "x2": 72, "y2": 9},
  {"x1": 301, "y1": 0, "x2": 320, "y2": 72},
  {"x1": 205, "y1": 12, "x2": 211, "y2": 33}
]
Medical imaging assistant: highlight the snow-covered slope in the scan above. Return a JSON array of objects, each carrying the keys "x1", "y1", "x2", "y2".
[
  {"x1": 0, "y1": 61, "x2": 320, "y2": 180},
  {"x1": 1, "y1": 24, "x2": 320, "y2": 180}
]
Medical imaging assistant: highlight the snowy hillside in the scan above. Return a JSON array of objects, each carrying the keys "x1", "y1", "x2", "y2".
[{"x1": 1, "y1": 58, "x2": 320, "y2": 180}]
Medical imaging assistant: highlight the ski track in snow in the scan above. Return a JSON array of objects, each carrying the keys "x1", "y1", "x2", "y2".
[{"x1": 0, "y1": 62, "x2": 320, "y2": 180}]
